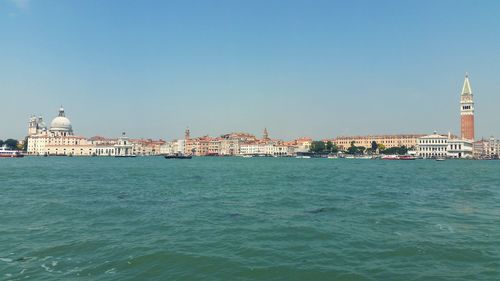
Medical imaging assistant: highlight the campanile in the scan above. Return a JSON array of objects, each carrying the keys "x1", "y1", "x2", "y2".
[{"x1": 460, "y1": 74, "x2": 475, "y2": 140}]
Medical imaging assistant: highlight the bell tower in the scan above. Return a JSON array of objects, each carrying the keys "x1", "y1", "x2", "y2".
[
  {"x1": 28, "y1": 116, "x2": 38, "y2": 136},
  {"x1": 460, "y1": 73, "x2": 475, "y2": 141}
]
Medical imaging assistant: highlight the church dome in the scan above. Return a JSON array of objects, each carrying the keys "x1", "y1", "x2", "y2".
[{"x1": 50, "y1": 106, "x2": 72, "y2": 131}]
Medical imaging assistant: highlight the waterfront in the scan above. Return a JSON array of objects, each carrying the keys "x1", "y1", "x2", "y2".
[{"x1": 1, "y1": 157, "x2": 499, "y2": 280}]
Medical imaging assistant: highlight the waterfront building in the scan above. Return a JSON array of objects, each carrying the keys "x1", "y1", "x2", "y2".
[
  {"x1": 208, "y1": 138, "x2": 222, "y2": 155},
  {"x1": 27, "y1": 106, "x2": 92, "y2": 156},
  {"x1": 460, "y1": 74, "x2": 475, "y2": 141},
  {"x1": 220, "y1": 138, "x2": 240, "y2": 156},
  {"x1": 27, "y1": 106, "x2": 164, "y2": 156},
  {"x1": 114, "y1": 133, "x2": 134, "y2": 156},
  {"x1": 94, "y1": 144, "x2": 116, "y2": 156},
  {"x1": 264, "y1": 143, "x2": 292, "y2": 156},
  {"x1": 240, "y1": 142, "x2": 266, "y2": 155},
  {"x1": 447, "y1": 139, "x2": 473, "y2": 159},
  {"x1": 417, "y1": 132, "x2": 473, "y2": 159},
  {"x1": 473, "y1": 137, "x2": 499, "y2": 159},
  {"x1": 291, "y1": 137, "x2": 313, "y2": 153},
  {"x1": 334, "y1": 134, "x2": 424, "y2": 151},
  {"x1": 130, "y1": 139, "x2": 165, "y2": 156},
  {"x1": 416, "y1": 132, "x2": 449, "y2": 158}
]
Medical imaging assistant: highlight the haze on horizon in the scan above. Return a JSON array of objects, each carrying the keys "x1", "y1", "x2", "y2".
[{"x1": 1, "y1": 0, "x2": 499, "y2": 141}]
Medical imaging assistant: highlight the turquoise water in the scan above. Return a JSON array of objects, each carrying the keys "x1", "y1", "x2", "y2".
[{"x1": 1, "y1": 157, "x2": 499, "y2": 280}]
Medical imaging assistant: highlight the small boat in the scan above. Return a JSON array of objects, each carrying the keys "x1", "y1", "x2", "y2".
[
  {"x1": 115, "y1": 154, "x2": 137, "y2": 158},
  {"x1": 435, "y1": 157, "x2": 446, "y2": 161},
  {"x1": 296, "y1": 155, "x2": 311, "y2": 159},
  {"x1": 381, "y1": 155, "x2": 416, "y2": 160},
  {"x1": 398, "y1": 155, "x2": 416, "y2": 160},
  {"x1": 356, "y1": 155, "x2": 373, "y2": 160},
  {"x1": 164, "y1": 153, "x2": 192, "y2": 159},
  {"x1": 381, "y1": 155, "x2": 399, "y2": 160},
  {"x1": 0, "y1": 146, "x2": 24, "y2": 158},
  {"x1": 242, "y1": 155, "x2": 253, "y2": 158},
  {"x1": 327, "y1": 155, "x2": 338, "y2": 159}
]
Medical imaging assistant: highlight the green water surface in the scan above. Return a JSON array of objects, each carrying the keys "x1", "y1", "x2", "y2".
[{"x1": 1, "y1": 157, "x2": 499, "y2": 280}]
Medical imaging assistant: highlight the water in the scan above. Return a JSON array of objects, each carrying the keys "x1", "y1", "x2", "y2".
[{"x1": 1, "y1": 157, "x2": 499, "y2": 280}]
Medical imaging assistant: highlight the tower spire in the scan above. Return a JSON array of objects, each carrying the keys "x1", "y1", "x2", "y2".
[{"x1": 461, "y1": 73, "x2": 472, "y2": 96}]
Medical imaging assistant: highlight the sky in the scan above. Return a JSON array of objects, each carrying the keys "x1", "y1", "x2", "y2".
[{"x1": 1, "y1": 0, "x2": 499, "y2": 141}]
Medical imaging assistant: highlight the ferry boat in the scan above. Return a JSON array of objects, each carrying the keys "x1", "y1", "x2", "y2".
[
  {"x1": 164, "y1": 153, "x2": 192, "y2": 159},
  {"x1": 0, "y1": 146, "x2": 24, "y2": 158}
]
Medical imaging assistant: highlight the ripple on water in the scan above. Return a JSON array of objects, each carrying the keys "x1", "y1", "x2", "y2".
[{"x1": 1, "y1": 158, "x2": 500, "y2": 280}]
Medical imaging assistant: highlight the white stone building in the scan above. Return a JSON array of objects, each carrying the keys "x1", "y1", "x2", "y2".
[
  {"x1": 417, "y1": 132, "x2": 473, "y2": 159},
  {"x1": 474, "y1": 137, "x2": 499, "y2": 159},
  {"x1": 417, "y1": 133, "x2": 448, "y2": 158}
]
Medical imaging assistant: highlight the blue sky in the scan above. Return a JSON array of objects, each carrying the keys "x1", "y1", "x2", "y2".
[{"x1": 1, "y1": 0, "x2": 499, "y2": 140}]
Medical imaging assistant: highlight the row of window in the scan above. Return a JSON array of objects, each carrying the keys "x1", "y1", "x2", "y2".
[{"x1": 419, "y1": 139, "x2": 446, "y2": 144}]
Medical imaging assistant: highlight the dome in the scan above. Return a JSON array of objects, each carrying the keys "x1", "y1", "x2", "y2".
[
  {"x1": 50, "y1": 116, "x2": 72, "y2": 131},
  {"x1": 50, "y1": 106, "x2": 73, "y2": 132}
]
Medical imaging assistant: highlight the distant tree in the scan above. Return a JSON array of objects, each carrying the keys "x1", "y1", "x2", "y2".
[
  {"x1": 310, "y1": 141, "x2": 326, "y2": 153},
  {"x1": 371, "y1": 141, "x2": 378, "y2": 152},
  {"x1": 398, "y1": 146, "x2": 408, "y2": 155},
  {"x1": 380, "y1": 146, "x2": 408, "y2": 155},
  {"x1": 377, "y1": 143, "x2": 386, "y2": 151},
  {"x1": 22, "y1": 137, "x2": 29, "y2": 151},
  {"x1": 0, "y1": 139, "x2": 3, "y2": 147},
  {"x1": 331, "y1": 143, "x2": 339, "y2": 153},
  {"x1": 4, "y1": 139, "x2": 18, "y2": 150},
  {"x1": 347, "y1": 142, "x2": 365, "y2": 155},
  {"x1": 326, "y1": 141, "x2": 333, "y2": 152}
]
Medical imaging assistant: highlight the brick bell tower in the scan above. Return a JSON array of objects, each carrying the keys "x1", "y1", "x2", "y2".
[{"x1": 460, "y1": 73, "x2": 475, "y2": 141}]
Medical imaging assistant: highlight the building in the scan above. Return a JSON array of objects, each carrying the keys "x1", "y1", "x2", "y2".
[
  {"x1": 473, "y1": 137, "x2": 499, "y2": 159},
  {"x1": 460, "y1": 74, "x2": 475, "y2": 141},
  {"x1": 290, "y1": 137, "x2": 312, "y2": 153},
  {"x1": 417, "y1": 132, "x2": 473, "y2": 159},
  {"x1": 416, "y1": 132, "x2": 449, "y2": 158},
  {"x1": 447, "y1": 139, "x2": 473, "y2": 159},
  {"x1": 27, "y1": 106, "x2": 164, "y2": 157},
  {"x1": 334, "y1": 134, "x2": 424, "y2": 151},
  {"x1": 240, "y1": 142, "x2": 266, "y2": 155},
  {"x1": 114, "y1": 133, "x2": 134, "y2": 156},
  {"x1": 27, "y1": 106, "x2": 92, "y2": 156},
  {"x1": 160, "y1": 139, "x2": 185, "y2": 155}
]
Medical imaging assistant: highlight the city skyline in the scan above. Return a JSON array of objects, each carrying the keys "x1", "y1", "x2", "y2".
[{"x1": 1, "y1": 0, "x2": 500, "y2": 140}]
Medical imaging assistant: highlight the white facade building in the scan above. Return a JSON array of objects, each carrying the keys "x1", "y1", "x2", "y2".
[
  {"x1": 417, "y1": 133, "x2": 448, "y2": 158},
  {"x1": 417, "y1": 132, "x2": 473, "y2": 159},
  {"x1": 473, "y1": 137, "x2": 499, "y2": 159},
  {"x1": 239, "y1": 143, "x2": 266, "y2": 155}
]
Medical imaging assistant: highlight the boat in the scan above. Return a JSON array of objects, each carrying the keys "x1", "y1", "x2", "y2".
[
  {"x1": 164, "y1": 153, "x2": 192, "y2": 159},
  {"x1": 296, "y1": 155, "x2": 311, "y2": 159},
  {"x1": 115, "y1": 155, "x2": 137, "y2": 158},
  {"x1": 435, "y1": 157, "x2": 446, "y2": 161},
  {"x1": 356, "y1": 155, "x2": 373, "y2": 159},
  {"x1": 0, "y1": 146, "x2": 24, "y2": 158},
  {"x1": 242, "y1": 155, "x2": 253, "y2": 158},
  {"x1": 381, "y1": 155, "x2": 399, "y2": 160},
  {"x1": 381, "y1": 155, "x2": 416, "y2": 160},
  {"x1": 327, "y1": 155, "x2": 338, "y2": 159},
  {"x1": 398, "y1": 155, "x2": 416, "y2": 160}
]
